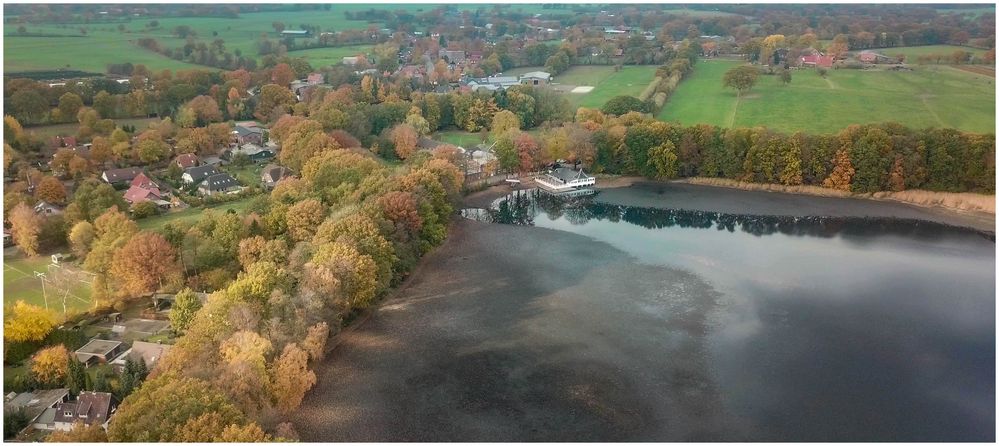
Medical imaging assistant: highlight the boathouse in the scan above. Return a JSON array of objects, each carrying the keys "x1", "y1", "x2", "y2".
[{"x1": 536, "y1": 167, "x2": 595, "y2": 192}]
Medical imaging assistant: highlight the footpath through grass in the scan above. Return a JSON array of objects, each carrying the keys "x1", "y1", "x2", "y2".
[{"x1": 658, "y1": 60, "x2": 996, "y2": 134}]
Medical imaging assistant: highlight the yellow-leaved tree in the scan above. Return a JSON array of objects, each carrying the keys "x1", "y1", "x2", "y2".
[
  {"x1": 31, "y1": 345, "x2": 69, "y2": 386},
  {"x1": 4, "y1": 300, "x2": 57, "y2": 342}
]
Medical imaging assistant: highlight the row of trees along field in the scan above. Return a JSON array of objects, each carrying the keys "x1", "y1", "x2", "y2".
[{"x1": 489, "y1": 110, "x2": 994, "y2": 194}]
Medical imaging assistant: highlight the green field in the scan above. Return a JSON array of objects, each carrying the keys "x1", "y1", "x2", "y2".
[
  {"x1": 287, "y1": 44, "x2": 373, "y2": 68},
  {"x1": 573, "y1": 66, "x2": 659, "y2": 109},
  {"x1": 935, "y1": 6, "x2": 995, "y2": 17},
  {"x1": 434, "y1": 128, "x2": 543, "y2": 148},
  {"x1": 505, "y1": 65, "x2": 658, "y2": 108},
  {"x1": 3, "y1": 252, "x2": 93, "y2": 318},
  {"x1": 23, "y1": 117, "x2": 160, "y2": 139},
  {"x1": 3, "y1": 34, "x2": 204, "y2": 73},
  {"x1": 4, "y1": 5, "x2": 432, "y2": 74},
  {"x1": 658, "y1": 59, "x2": 996, "y2": 134},
  {"x1": 878, "y1": 45, "x2": 988, "y2": 59},
  {"x1": 138, "y1": 197, "x2": 255, "y2": 231}
]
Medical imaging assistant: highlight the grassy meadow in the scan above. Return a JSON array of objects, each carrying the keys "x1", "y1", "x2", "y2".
[
  {"x1": 3, "y1": 4, "x2": 610, "y2": 74},
  {"x1": 287, "y1": 44, "x2": 373, "y2": 68},
  {"x1": 658, "y1": 59, "x2": 996, "y2": 134},
  {"x1": 5, "y1": 5, "x2": 427, "y2": 74},
  {"x1": 878, "y1": 45, "x2": 989, "y2": 59}
]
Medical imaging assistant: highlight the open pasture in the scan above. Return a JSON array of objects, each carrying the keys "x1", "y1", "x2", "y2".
[
  {"x1": 4, "y1": 5, "x2": 429, "y2": 74},
  {"x1": 658, "y1": 59, "x2": 996, "y2": 134}
]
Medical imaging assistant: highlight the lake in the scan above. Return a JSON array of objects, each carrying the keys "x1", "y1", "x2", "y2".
[
  {"x1": 467, "y1": 189, "x2": 996, "y2": 441},
  {"x1": 297, "y1": 187, "x2": 995, "y2": 442}
]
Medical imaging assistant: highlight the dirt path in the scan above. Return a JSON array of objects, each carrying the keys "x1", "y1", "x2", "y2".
[
  {"x1": 919, "y1": 95, "x2": 947, "y2": 127},
  {"x1": 822, "y1": 76, "x2": 837, "y2": 89},
  {"x1": 727, "y1": 95, "x2": 741, "y2": 127}
]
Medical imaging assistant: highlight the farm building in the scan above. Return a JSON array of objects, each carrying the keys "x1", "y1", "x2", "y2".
[
  {"x1": 342, "y1": 56, "x2": 360, "y2": 66},
  {"x1": 232, "y1": 123, "x2": 265, "y2": 146},
  {"x1": 280, "y1": 29, "x2": 310, "y2": 37},
  {"x1": 799, "y1": 52, "x2": 834, "y2": 68},
  {"x1": 198, "y1": 173, "x2": 242, "y2": 196},
  {"x1": 520, "y1": 71, "x2": 552, "y2": 85}
]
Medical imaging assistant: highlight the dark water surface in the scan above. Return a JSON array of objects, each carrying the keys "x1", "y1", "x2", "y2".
[{"x1": 467, "y1": 190, "x2": 995, "y2": 441}]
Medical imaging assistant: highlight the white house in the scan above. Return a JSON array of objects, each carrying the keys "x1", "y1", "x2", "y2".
[{"x1": 536, "y1": 167, "x2": 596, "y2": 192}]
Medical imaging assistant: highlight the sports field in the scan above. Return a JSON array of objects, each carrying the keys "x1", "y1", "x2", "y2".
[
  {"x1": 504, "y1": 65, "x2": 658, "y2": 108},
  {"x1": 658, "y1": 59, "x2": 996, "y2": 134},
  {"x1": 3, "y1": 252, "x2": 94, "y2": 318}
]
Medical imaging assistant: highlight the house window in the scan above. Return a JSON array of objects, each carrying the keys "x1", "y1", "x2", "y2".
[{"x1": 533, "y1": 80, "x2": 539, "y2": 85}]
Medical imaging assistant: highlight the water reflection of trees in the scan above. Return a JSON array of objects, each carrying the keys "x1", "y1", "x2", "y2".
[{"x1": 475, "y1": 190, "x2": 994, "y2": 242}]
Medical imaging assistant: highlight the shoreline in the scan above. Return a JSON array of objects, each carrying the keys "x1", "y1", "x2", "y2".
[{"x1": 463, "y1": 177, "x2": 995, "y2": 233}]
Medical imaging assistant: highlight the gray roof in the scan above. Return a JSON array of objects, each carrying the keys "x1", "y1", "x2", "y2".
[
  {"x1": 76, "y1": 339, "x2": 121, "y2": 356},
  {"x1": 199, "y1": 173, "x2": 241, "y2": 192},
  {"x1": 234, "y1": 125, "x2": 263, "y2": 137},
  {"x1": 102, "y1": 167, "x2": 143, "y2": 183},
  {"x1": 551, "y1": 167, "x2": 592, "y2": 182},
  {"x1": 53, "y1": 392, "x2": 117, "y2": 427},
  {"x1": 261, "y1": 165, "x2": 292, "y2": 183},
  {"x1": 233, "y1": 143, "x2": 274, "y2": 157},
  {"x1": 184, "y1": 165, "x2": 220, "y2": 183},
  {"x1": 4, "y1": 388, "x2": 69, "y2": 424},
  {"x1": 111, "y1": 341, "x2": 172, "y2": 369},
  {"x1": 520, "y1": 71, "x2": 551, "y2": 80}
]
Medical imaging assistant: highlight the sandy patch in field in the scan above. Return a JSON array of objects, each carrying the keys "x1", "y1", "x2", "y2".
[{"x1": 571, "y1": 86, "x2": 594, "y2": 93}]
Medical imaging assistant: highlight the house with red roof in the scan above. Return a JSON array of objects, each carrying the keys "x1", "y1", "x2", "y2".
[
  {"x1": 799, "y1": 51, "x2": 834, "y2": 68},
  {"x1": 123, "y1": 184, "x2": 163, "y2": 204},
  {"x1": 130, "y1": 172, "x2": 158, "y2": 190},
  {"x1": 174, "y1": 153, "x2": 199, "y2": 169}
]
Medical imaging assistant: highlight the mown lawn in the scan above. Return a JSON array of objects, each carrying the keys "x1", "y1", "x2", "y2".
[
  {"x1": 433, "y1": 128, "x2": 543, "y2": 148},
  {"x1": 22, "y1": 117, "x2": 160, "y2": 139},
  {"x1": 286, "y1": 44, "x2": 373, "y2": 68},
  {"x1": 137, "y1": 196, "x2": 255, "y2": 231},
  {"x1": 575, "y1": 66, "x2": 659, "y2": 109},
  {"x1": 658, "y1": 59, "x2": 996, "y2": 134},
  {"x1": 3, "y1": 251, "x2": 93, "y2": 317}
]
